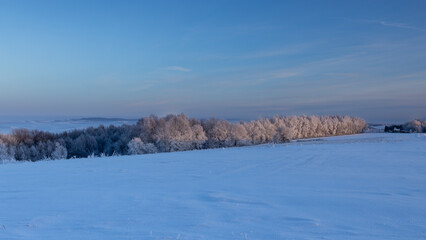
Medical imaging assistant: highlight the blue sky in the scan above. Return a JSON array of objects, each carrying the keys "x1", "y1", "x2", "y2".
[{"x1": 0, "y1": 0, "x2": 425, "y2": 122}]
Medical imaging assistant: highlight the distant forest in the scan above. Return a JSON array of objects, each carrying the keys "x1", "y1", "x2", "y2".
[
  {"x1": 0, "y1": 114, "x2": 367, "y2": 162},
  {"x1": 384, "y1": 120, "x2": 426, "y2": 133}
]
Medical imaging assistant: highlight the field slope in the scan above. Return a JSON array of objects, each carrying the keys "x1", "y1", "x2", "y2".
[{"x1": 0, "y1": 133, "x2": 425, "y2": 239}]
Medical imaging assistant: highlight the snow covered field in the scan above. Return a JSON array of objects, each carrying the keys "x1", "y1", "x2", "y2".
[{"x1": 0, "y1": 133, "x2": 425, "y2": 239}]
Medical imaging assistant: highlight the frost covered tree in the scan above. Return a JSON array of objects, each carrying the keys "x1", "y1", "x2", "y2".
[
  {"x1": 208, "y1": 120, "x2": 233, "y2": 147},
  {"x1": 151, "y1": 114, "x2": 207, "y2": 152},
  {"x1": 0, "y1": 114, "x2": 367, "y2": 161},
  {"x1": 191, "y1": 123, "x2": 208, "y2": 149},
  {"x1": 138, "y1": 115, "x2": 159, "y2": 143},
  {"x1": 165, "y1": 113, "x2": 196, "y2": 151},
  {"x1": 398, "y1": 119, "x2": 426, "y2": 133},
  {"x1": 230, "y1": 123, "x2": 251, "y2": 146},
  {"x1": 128, "y1": 137, "x2": 158, "y2": 155},
  {"x1": 0, "y1": 141, "x2": 14, "y2": 161},
  {"x1": 51, "y1": 142, "x2": 68, "y2": 160}
]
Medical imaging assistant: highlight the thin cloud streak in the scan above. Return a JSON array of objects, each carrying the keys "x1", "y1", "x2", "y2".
[
  {"x1": 273, "y1": 72, "x2": 299, "y2": 79},
  {"x1": 164, "y1": 66, "x2": 192, "y2": 72},
  {"x1": 239, "y1": 44, "x2": 311, "y2": 59},
  {"x1": 199, "y1": 43, "x2": 314, "y2": 61},
  {"x1": 324, "y1": 73, "x2": 359, "y2": 77},
  {"x1": 337, "y1": 17, "x2": 426, "y2": 32},
  {"x1": 371, "y1": 20, "x2": 426, "y2": 32}
]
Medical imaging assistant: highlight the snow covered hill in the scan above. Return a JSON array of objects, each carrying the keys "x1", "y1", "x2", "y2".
[{"x1": 0, "y1": 133, "x2": 425, "y2": 239}]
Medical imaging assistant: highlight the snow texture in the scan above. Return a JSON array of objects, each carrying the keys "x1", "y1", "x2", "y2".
[{"x1": 0, "y1": 133, "x2": 425, "y2": 239}]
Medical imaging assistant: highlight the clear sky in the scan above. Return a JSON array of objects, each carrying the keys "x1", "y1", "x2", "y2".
[{"x1": 1, "y1": 0, "x2": 425, "y2": 123}]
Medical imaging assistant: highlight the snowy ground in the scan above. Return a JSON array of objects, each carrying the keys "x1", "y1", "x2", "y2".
[{"x1": 0, "y1": 133, "x2": 425, "y2": 239}]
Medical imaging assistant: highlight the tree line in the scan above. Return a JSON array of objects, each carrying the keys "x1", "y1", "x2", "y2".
[
  {"x1": 384, "y1": 119, "x2": 426, "y2": 133},
  {"x1": 0, "y1": 114, "x2": 367, "y2": 161}
]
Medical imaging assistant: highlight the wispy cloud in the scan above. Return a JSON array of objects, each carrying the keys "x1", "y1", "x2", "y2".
[
  {"x1": 239, "y1": 45, "x2": 310, "y2": 59},
  {"x1": 202, "y1": 70, "x2": 300, "y2": 89},
  {"x1": 128, "y1": 85, "x2": 152, "y2": 93},
  {"x1": 273, "y1": 72, "x2": 299, "y2": 79},
  {"x1": 337, "y1": 17, "x2": 426, "y2": 32},
  {"x1": 164, "y1": 66, "x2": 191, "y2": 72},
  {"x1": 199, "y1": 43, "x2": 314, "y2": 61},
  {"x1": 324, "y1": 73, "x2": 359, "y2": 77},
  {"x1": 366, "y1": 20, "x2": 426, "y2": 32}
]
